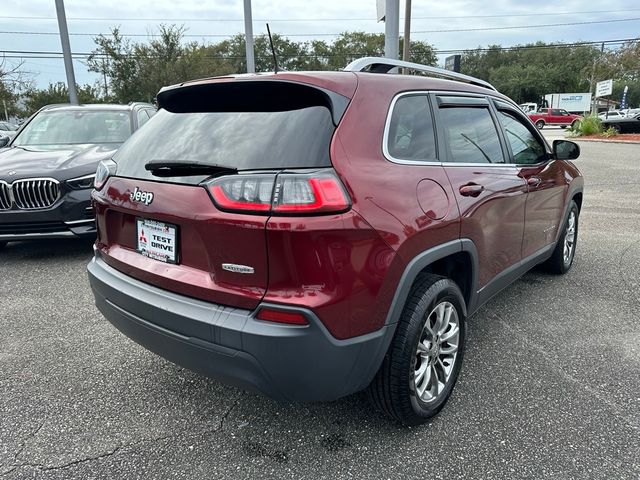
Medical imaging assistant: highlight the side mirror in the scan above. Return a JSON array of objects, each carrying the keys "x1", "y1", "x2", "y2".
[
  {"x1": 0, "y1": 136, "x2": 9, "y2": 148},
  {"x1": 553, "y1": 140, "x2": 580, "y2": 160}
]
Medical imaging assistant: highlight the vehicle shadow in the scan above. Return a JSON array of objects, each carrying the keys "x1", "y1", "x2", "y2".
[{"x1": 0, "y1": 238, "x2": 95, "y2": 262}]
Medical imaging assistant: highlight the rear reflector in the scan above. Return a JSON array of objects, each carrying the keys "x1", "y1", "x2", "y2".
[
  {"x1": 205, "y1": 170, "x2": 350, "y2": 216},
  {"x1": 256, "y1": 308, "x2": 309, "y2": 326}
]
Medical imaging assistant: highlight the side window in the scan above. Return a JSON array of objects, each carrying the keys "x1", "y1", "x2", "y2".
[
  {"x1": 137, "y1": 110, "x2": 150, "y2": 128},
  {"x1": 497, "y1": 111, "x2": 547, "y2": 165},
  {"x1": 551, "y1": 109, "x2": 562, "y2": 116},
  {"x1": 386, "y1": 95, "x2": 436, "y2": 161},
  {"x1": 439, "y1": 107, "x2": 505, "y2": 164}
]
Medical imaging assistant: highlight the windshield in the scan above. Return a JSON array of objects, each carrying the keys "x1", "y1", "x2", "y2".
[
  {"x1": 114, "y1": 107, "x2": 334, "y2": 180},
  {"x1": 14, "y1": 110, "x2": 132, "y2": 146}
]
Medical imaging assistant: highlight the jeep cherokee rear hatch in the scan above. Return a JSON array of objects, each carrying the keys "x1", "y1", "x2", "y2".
[{"x1": 92, "y1": 78, "x2": 353, "y2": 310}]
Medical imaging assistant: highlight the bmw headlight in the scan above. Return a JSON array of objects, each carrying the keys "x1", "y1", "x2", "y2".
[
  {"x1": 66, "y1": 173, "x2": 96, "y2": 190},
  {"x1": 93, "y1": 159, "x2": 117, "y2": 191}
]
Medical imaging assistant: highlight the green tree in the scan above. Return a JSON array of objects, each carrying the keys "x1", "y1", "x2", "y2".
[
  {"x1": 460, "y1": 42, "x2": 604, "y2": 103},
  {"x1": 319, "y1": 32, "x2": 436, "y2": 70},
  {"x1": 22, "y1": 83, "x2": 102, "y2": 116},
  {"x1": 606, "y1": 41, "x2": 640, "y2": 108},
  {"x1": 87, "y1": 27, "x2": 140, "y2": 102},
  {"x1": 88, "y1": 26, "x2": 438, "y2": 103},
  {"x1": 1, "y1": 57, "x2": 31, "y2": 119},
  {"x1": 0, "y1": 82, "x2": 20, "y2": 120}
]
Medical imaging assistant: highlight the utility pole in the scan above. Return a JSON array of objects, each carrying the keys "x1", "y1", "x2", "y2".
[
  {"x1": 243, "y1": 0, "x2": 255, "y2": 73},
  {"x1": 101, "y1": 58, "x2": 109, "y2": 99},
  {"x1": 588, "y1": 42, "x2": 605, "y2": 114},
  {"x1": 2, "y1": 100, "x2": 8, "y2": 122},
  {"x1": 402, "y1": 0, "x2": 411, "y2": 64},
  {"x1": 55, "y1": 0, "x2": 78, "y2": 104},
  {"x1": 384, "y1": 0, "x2": 400, "y2": 60}
]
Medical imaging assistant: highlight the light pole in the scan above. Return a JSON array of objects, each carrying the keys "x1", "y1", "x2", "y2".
[
  {"x1": 243, "y1": 0, "x2": 255, "y2": 73},
  {"x1": 384, "y1": 0, "x2": 400, "y2": 59},
  {"x1": 55, "y1": 0, "x2": 78, "y2": 104},
  {"x1": 402, "y1": 0, "x2": 411, "y2": 64}
]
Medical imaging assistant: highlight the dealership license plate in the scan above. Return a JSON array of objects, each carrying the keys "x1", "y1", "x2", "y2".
[{"x1": 136, "y1": 218, "x2": 178, "y2": 264}]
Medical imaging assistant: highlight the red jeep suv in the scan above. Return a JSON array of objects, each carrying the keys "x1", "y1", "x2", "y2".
[{"x1": 87, "y1": 57, "x2": 583, "y2": 425}]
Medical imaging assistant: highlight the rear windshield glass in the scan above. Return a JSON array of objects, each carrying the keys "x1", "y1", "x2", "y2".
[
  {"x1": 114, "y1": 107, "x2": 334, "y2": 177},
  {"x1": 14, "y1": 110, "x2": 131, "y2": 146}
]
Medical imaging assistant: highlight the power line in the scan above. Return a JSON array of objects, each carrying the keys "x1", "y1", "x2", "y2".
[
  {"x1": 0, "y1": 16, "x2": 639, "y2": 38},
  {"x1": 0, "y1": 8, "x2": 639, "y2": 22},
  {"x1": 414, "y1": 17, "x2": 640, "y2": 34},
  {"x1": 2, "y1": 38, "x2": 637, "y2": 60}
]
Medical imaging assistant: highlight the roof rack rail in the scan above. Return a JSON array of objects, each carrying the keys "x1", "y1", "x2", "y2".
[{"x1": 343, "y1": 57, "x2": 497, "y2": 91}]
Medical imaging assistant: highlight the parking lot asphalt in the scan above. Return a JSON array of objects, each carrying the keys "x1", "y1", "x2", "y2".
[{"x1": 1, "y1": 139, "x2": 639, "y2": 479}]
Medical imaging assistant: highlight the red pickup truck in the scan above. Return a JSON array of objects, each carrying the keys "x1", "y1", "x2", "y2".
[{"x1": 528, "y1": 108, "x2": 582, "y2": 129}]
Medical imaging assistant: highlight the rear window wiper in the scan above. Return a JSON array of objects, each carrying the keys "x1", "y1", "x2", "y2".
[{"x1": 144, "y1": 160, "x2": 238, "y2": 177}]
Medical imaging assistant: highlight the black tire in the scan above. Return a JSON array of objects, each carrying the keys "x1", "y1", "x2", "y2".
[
  {"x1": 611, "y1": 123, "x2": 622, "y2": 134},
  {"x1": 367, "y1": 273, "x2": 466, "y2": 426},
  {"x1": 536, "y1": 120, "x2": 545, "y2": 130},
  {"x1": 0, "y1": 241, "x2": 6, "y2": 250},
  {"x1": 560, "y1": 125, "x2": 567, "y2": 129},
  {"x1": 543, "y1": 201, "x2": 579, "y2": 274},
  {"x1": 571, "y1": 119, "x2": 581, "y2": 130}
]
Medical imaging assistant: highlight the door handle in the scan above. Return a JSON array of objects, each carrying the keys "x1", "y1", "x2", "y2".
[
  {"x1": 527, "y1": 176, "x2": 541, "y2": 187},
  {"x1": 459, "y1": 183, "x2": 485, "y2": 197}
]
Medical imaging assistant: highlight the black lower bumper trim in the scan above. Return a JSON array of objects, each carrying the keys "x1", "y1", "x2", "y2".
[{"x1": 87, "y1": 253, "x2": 395, "y2": 402}]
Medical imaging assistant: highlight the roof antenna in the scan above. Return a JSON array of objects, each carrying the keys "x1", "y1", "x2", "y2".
[{"x1": 266, "y1": 23, "x2": 279, "y2": 73}]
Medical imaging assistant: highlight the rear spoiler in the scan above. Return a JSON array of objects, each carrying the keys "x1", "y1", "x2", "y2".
[{"x1": 156, "y1": 80, "x2": 350, "y2": 126}]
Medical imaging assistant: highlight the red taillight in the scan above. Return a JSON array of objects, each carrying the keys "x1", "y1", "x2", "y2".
[
  {"x1": 256, "y1": 308, "x2": 309, "y2": 326},
  {"x1": 273, "y1": 176, "x2": 350, "y2": 213},
  {"x1": 208, "y1": 175, "x2": 275, "y2": 213},
  {"x1": 206, "y1": 170, "x2": 350, "y2": 215}
]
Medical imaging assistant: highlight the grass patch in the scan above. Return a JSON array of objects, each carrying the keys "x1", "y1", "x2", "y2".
[
  {"x1": 601, "y1": 126, "x2": 619, "y2": 138},
  {"x1": 569, "y1": 115, "x2": 602, "y2": 136}
]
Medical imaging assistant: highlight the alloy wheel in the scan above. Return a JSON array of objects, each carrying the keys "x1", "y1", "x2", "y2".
[
  {"x1": 563, "y1": 210, "x2": 576, "y2": 265},
  {"x1": 413, "y1": 301, "x2": 460, "y2": 403}
]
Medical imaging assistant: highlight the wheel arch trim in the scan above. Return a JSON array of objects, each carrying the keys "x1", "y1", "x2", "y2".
[{"x1": 384, "y1": 239, "x2": 479, "y2": 326}]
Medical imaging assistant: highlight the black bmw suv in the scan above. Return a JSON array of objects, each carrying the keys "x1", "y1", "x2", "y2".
[{"x1": 0, "y1": 102, "x2": 155, "y2": 248}]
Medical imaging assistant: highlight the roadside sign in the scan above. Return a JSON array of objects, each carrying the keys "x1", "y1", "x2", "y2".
[
  {"x1": 445, "y1": 55, "x2": 461, "y2": 73},
  {"x1": 595, "y1": 79, "x2": 613, "y2": 98},
  {"x1": 377, "y1": 0, "x2": 385, "y2": 21}
]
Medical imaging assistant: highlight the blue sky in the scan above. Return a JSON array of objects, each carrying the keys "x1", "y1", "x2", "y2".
[{"x1": 1, "y1": 0, "x2": 639, "y2": 89}]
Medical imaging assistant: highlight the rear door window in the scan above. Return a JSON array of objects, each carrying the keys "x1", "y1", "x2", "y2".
[
  {"x1": 136, "y1": 109, "x2": 150, "y2": 128},
  {"x1": 438, "y1": 106, "x2": 505, "y2": 164}
]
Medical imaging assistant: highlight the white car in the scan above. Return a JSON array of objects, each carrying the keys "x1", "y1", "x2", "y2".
[
  {"x1": 620, "y1": 108, "x2": 640, "y2": 117},
  {"x1": 598, "y1": 110, "x2": 625, "y2": 120},
  {"x1": 0, "y1": 121, "x2": 18, "y2": 142}
]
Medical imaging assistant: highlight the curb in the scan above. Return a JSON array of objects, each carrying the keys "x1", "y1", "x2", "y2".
[{"x1": 571, "y1": 137, "x2": 640, "y2": 145}]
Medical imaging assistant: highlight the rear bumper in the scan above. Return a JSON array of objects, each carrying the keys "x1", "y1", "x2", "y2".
[{"x1": 87, "y1": 252, "x2": 394, "y2": 402}]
